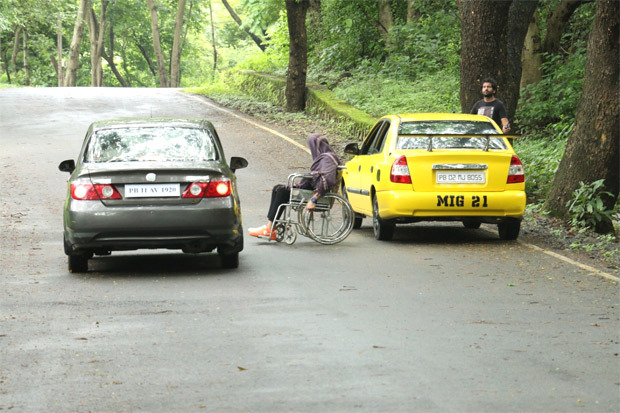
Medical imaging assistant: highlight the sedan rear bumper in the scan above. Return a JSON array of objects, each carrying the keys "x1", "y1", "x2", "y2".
[
  {"x1": 63, "y1": 198, "x2": 243, "y2": 254},
  {"x1": 376, "y1": 190, "x2": 525, "y2": 220}
]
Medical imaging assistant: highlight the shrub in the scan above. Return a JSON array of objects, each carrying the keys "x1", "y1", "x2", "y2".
[{"x1": 566, "y1": 179, "x2": 617, "y2": 229}]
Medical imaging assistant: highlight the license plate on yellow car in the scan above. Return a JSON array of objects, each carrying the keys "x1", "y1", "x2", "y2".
[{"x1": 436, "y1": 171, "x2": 486, "y2": 184}]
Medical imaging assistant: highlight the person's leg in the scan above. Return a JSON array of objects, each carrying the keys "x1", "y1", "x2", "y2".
[
  {"x1": 267, "y1": 185, "x2": 291, "y2": 226},
  {"x1": 249, "y1": 185, "x2": 289, "y2": 238}
]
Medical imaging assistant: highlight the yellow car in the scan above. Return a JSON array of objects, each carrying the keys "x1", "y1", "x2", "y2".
[{"x1": 342, "y1": 113, "x2": 526, "y2": 241}]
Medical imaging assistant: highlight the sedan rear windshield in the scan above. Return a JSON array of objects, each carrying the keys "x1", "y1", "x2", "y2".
[
  {"x1": 84, "y1": 127, "x2": 218, "y2": 163},
  {"x1": 397, "y1": 121, "x2": 507, "y2": 150}
]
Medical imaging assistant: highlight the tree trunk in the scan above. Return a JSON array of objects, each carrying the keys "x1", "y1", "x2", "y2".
[
  {"x1": 378, "y1": 0, "x2": 393, "y2": 45},
  {"x1": 0, "y1": 35, "x2": 3, "y2": 80},
  {"x1": 285, "y1": 0, "x2": 309, "y2": 112},
  {"x1": 520, "y1": 12, "x2": 542, "y2": 88},
  {"x1": 57, "y1": 13, "x2": 64, "y2": 87},
  {"x1": 11, "y1": 26, "x2": 20, "y2": 75},
  {"x1": 102, "y1": 25, "x2": 130, "y2": 87},
  {"x1": 146, "y1": 0, "x2": 169, "y2": 87},
  {"x1": 545, "y1": 0, "x2": 619, "y2": 234},
  {"x1": 87, "y1": 1, "x2": 108, "y2": 87},
  {"x1": 170, "y1": 0, "x2": 186, "y2": 88},
  {"x1": 22, "y1": 29, "x2": 30, "y2": 86},
  {"x1": 209, "y1": 0, "x2": 217, "y2": 71},
  {"x1": 542, "y1": 0, "x2": 588, "y2": 55},
  {"x1": 458, "y1": 0, "x2": 512, "y2": 114},
  {"x1": 96, "y1": 1, "x2": 109, "y2": 85},
  {"x1": 407, "y1": 0, "x2": 420, "y2": 23},
  {"x1": 1, "y1": 38, "x2": 11, "y2": 83},
  {"x1": 221, "y1": 0, "x2": 266, "y2": 52},
  {"x1": 504, "y1": 0, "x2": 539, "y2": 122},
  {"x1": 136, "y1": 42, "x2": 157, "y2": 76},
  {"x1": 65, "y1": 0, "x2": 89, "y2": 87},
  {"x1": 308, "y1": 0, "x2": 322, "y2": 55},
  {"x1": 102, "y1": 51, "x2": 129, "y2": 87}
]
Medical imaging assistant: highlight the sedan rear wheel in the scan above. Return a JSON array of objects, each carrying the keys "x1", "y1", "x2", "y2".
[
  {"x1": 219, "y1": 252, "x2": 239, "y2": 269},
  {"x1": 498, "y1": 220, "x2": 521, "y2": 240},
  {"x1": 68, "y1": 254, "x2": 89, "y2": 273},
  {"x1": 372, "y1": 195, "x2": 395, "y2": 241}
]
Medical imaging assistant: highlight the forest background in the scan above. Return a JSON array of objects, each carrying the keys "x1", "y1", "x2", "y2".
[{"x1": 0, "y1": 0, "x2": 618, "y2": 250}]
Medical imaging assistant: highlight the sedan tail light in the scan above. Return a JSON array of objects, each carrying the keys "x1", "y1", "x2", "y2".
[
  {"x1": 71, "y1": 183, "x2": 122, "y2": 200},
  {"x1": 390, "y1": 156, "x2": 412, "y2": 184},
  {"x1": 507, "y1": 155, "x2": 525, "y2": 183},
  {"x1": 182, "y1": 180, "x2": 231, "y2": 198}
]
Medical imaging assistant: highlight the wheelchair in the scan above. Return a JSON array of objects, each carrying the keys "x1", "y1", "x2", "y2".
[{"x1": 271, "y1": 169, "x2": 354, "y2": 245}]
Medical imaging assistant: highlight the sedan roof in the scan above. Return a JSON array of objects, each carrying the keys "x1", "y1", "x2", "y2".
[{"x1": 89, "y1": 118, "x2": 214, "y2": 132}]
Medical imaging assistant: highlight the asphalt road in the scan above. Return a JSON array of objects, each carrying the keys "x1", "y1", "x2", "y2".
[{"x1": 1, "y1": 88, "x2": 618, "y2": 412}]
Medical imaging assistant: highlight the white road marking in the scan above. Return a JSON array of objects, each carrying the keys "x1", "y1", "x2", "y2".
[
  {"x1": 523, "y1": 243, "x2": 619, "y2": 282},
  {"x1": 185, "y1": 91, "x2": 619, "y2": 283},
  {"x1": 184, "y1": 93, "x2": 310, "y2": 154}
]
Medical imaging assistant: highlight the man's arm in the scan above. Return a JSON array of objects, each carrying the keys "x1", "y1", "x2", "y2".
[{"x1": 501, "y1": 117, "x2": 511, "y2": 133}]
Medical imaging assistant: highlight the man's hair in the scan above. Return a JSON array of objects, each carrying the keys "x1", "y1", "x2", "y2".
[{"x1": 481, "y1": 77, "x2": 498, "y2": 92}]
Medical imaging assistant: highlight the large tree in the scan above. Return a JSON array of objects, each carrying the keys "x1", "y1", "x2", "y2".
[
  {"x1": 65, "y1": 0, "x2": 89, "y2": 87},
  {"x1": 545, "y1": 0, "x2": 619, "y2": 234},
  {"x1": 458, "y1": 0, "x2": 538, "y2": 123},
  {"x1": 169, "y1": 0, "x2": 186, "y2": 87},
  {"x1": 87, "y1": 0, "x2": 109, "y2": 87},
  {"x1": 542, "y1": 0, "x2": 592, "y2": 56},
  {"x1": 284, "y1": 0, "x2": 309, "y2": 112},
  {"x1": 146, "y1": 0, "x2": 169, "y2": 87}
]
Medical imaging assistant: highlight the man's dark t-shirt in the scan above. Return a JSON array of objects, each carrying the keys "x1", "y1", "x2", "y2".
[{"x1": 470, "y1": 99, "x2": 507, "y2": 130}]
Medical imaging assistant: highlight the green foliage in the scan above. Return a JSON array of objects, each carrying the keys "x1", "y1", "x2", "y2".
[
  {"x1": 236, "y1": 11, "x2": 288, "y2": 74},
  {"x1": 386, "y1": 6, "x2": 460, "y2": 80},
  {"x1": 516, "y1": 48, "x2": 586, "y2": 130},
  {"x1": 566, "y1": 179, "x2": 617, "y2": 229},
  {"x1": 241, "y1": 0, "x2": 282, "y2": 36},
  {"x1": 313, "y1": 0, "x2": 385, "y2": 70},
  {"x1": 513, "y1": 122, "x2": 569, "y2": 200},
  {"x1": 332, "y1": 69, "x2": 460, "y2": 117}
]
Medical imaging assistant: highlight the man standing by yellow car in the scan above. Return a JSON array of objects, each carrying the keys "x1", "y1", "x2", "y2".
[{"x1": 470, "y1": 77, "x2": 511, "y2": 133}]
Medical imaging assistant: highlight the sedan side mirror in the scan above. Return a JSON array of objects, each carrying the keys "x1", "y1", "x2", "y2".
[
  {"x1": 230, "y1": 156, "x2": 248, "y2": 173},
  {"x1": 344, "y1": 143, "x2": 360, "y2": 155},
  {"x1": 58, "y1": 159, "x2": 76, "y2": 173}
]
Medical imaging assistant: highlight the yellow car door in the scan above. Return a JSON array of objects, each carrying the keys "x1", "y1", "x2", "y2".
[
  {"x1": 358, "y1": 120, "x2": 392, "y2": 214},
  {"x1": 344, "y1": 120, "x2": 388, "y2": 215}
]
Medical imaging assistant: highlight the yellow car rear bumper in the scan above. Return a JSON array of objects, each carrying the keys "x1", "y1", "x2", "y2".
[{"x1": 375, "y1": 190, "x2": 526, "y2": 220}]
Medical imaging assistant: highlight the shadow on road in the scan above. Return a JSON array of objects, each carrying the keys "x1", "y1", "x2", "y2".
[
  {"x1": 355, "y1": 222, "x2": 507, "y2": 245},
  {"x1": 76, "y1": 252, "x2": 237, "y2": 277}
]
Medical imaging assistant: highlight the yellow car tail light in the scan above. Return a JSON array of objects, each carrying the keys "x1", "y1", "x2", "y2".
[
  {"x1": 507, "y1": 155, "x2": 525, "y2": 184},
  {"x1": 390, "y1": 156, "x2": 412, "y2": 184}
]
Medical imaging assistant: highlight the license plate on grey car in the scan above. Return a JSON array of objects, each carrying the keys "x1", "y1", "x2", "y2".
[{"x1": 125, "y1": 183, "x2": 181, "y2": 198}]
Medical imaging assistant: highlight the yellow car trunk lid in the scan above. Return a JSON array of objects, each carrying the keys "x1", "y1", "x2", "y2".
[{"x1": 406, "y1": 150, "x2": 513, "y2": 192}]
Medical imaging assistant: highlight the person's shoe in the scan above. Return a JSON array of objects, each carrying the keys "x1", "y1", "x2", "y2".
[{"x1": 248, "y1": 225, "x2": 276, "y2": 240}]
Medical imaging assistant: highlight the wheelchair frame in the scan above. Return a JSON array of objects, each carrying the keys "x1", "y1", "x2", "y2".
[{"x1": 271, "y1": 170, "x2": 354, "y2": 245}]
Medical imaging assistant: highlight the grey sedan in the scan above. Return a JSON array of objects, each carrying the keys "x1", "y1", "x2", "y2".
[{"x1": 59, "y1": 118, "x2": 248, "y2": 272}]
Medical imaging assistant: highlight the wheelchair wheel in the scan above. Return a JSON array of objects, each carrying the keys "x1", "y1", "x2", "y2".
[
  {"x1": 298, "y1": 193, "x2": 354, "y2": 245},
  {"x1": 273, "y1": 222, "x2": 297, "y2": 245}
]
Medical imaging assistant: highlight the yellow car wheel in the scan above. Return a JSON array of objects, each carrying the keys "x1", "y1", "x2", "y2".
[{"x1": 372, "y1": 195, "x2": 395, "y2": 241}]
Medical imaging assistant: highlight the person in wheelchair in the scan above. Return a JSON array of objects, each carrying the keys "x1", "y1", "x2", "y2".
[{"x1": 248, "y1": 133, "x2": 341, "y2": 239}]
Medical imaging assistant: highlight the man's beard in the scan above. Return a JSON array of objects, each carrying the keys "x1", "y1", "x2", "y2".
[{"x1": 483, "y1": 91, "x2": 495, "y2": 98}]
